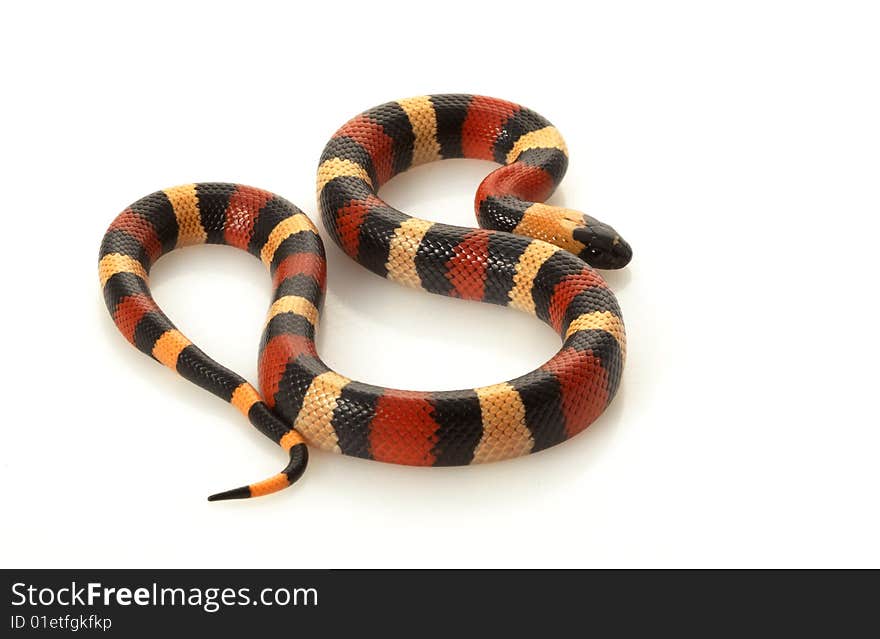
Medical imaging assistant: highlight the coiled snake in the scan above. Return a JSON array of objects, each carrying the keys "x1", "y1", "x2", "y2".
[{"x1": 98, "y1": 95, "x2": 631, "y2": 501}]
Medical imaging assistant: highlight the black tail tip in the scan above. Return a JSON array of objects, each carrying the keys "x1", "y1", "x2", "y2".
[
  {"x1": 207, "y1": 442, "x2": 309, "y2": 502},
  {"x1": 207, "y1": 486, "x2": 251, "y2": 502}
]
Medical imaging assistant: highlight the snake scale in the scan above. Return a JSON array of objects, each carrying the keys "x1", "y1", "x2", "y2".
[{"x1": 99, "y1": 94, "x2": 632, "y2": 501}]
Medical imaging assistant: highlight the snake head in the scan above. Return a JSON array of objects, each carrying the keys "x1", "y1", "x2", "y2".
[{"x1": 573, "y1": 214, "x2": 633, "y2": 269}]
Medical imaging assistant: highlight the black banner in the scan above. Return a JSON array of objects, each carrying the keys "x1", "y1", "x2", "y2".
[{"x1": 1, "y1": 569, "x2": 874, "y2": 635}]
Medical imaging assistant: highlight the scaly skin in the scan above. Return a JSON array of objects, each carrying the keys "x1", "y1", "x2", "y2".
[{"x1": 99, "y1": 95, "x2": 631, "y2": 500}]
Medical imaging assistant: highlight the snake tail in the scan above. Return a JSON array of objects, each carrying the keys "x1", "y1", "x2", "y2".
[
  {"x1": 99, "y1": 184, "x2": 324, "y2": 500},
  {"x1": 208, "y1": 442, "x2": 308, "y2": 501}
]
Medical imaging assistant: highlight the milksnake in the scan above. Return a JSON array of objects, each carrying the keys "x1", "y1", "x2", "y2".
[{"x1": 99, "y1": 94, "x2": 631, "y2": 501}]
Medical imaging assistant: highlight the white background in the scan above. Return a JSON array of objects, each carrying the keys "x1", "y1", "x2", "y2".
[{"x1": 1, "y1": 1, "x2": 878, "y2": 568}]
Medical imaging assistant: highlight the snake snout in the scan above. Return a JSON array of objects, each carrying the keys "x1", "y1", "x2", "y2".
[
  {"x1": 608, "y1": 236, "x2": 633, "y2": 268},
  {"x1": 573, "y1": 217, "x2": 633, "y2": 269}
]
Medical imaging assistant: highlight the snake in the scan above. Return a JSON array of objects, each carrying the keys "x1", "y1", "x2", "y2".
[{"x1": 98, "y1": 94, "x2": 631, "y2": 501}]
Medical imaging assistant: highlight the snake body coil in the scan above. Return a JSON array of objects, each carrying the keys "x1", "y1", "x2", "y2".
[{"x1": 99, "y1": 95, "x2": 631, "y2": 500}]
